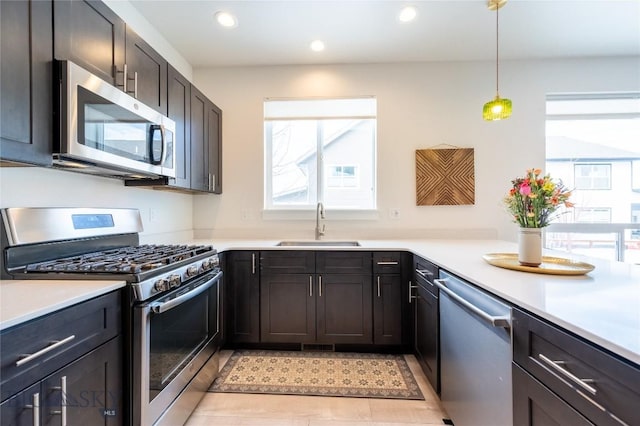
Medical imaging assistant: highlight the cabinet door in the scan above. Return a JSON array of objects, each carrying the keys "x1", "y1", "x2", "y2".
[
  {"x1": 373, "y1": 274, "x2": 402, "y2": 345},
  {"x1": 167, "y1": 65, "x2": 191, "y2": 189},
  {"x1": 53, "y1": 0, "x2": 125, "y2": 85},
  {"x1": 316, "y1": 274, "x2": 372, "y2": 344},
  {"x1": 0, "y1": 0, "x2": 52, "y2": 166},
  {"x1": 260, "y1": 274, "x2": 315, "y2": 343},
  {"x1": 207, "y1": 100, "x2": 222, "y2": 194},
  {"x1": 226, "y1": 251, "x2": 260, "y2": 343},
  {"x1": 0, "y1": 383, "x2": 40, "y2": 426},
  {"x1": 125, "y1": 26, "x2": 167, "y2": 114},
  {"x1": 42, "y1": 337, "x2": 122, "y2": 426},
  {"x1": 415, "y1": 283, "x2": 439, "y2": 393},
  {"x1": 190, "y1": 86, "x2": 208, "y2": 192},
  {"x1": 513, "y1": 364, "x2": 594, "y2": 426}
]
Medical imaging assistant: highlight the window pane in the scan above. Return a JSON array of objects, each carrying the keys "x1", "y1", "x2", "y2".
[
  {"x1": 270, "y1": 120, "x2": 317, "y2": 206},
  {"x1": 322, "y1": 119, "x2": 375, "y2": 208}
]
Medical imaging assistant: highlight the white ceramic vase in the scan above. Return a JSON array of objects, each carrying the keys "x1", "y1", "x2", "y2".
[{"x1": 518, "y1": 227, "x2": 542, "y2": 266}]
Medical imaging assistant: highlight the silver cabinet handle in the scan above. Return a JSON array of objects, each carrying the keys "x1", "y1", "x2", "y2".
[
  {"x1": 538, "y1": 353, "x2": 597, "y2": 396},
  {"x1": 25, "y1": 392, "x2": 40, "y2": 426},
  {"x1": 377, "y1": 261, "x2": 399, "y2": 265},
  {"x1": 50, "y1": 376, "x2": 67, "y2": 425},
  {"x1": 251, "y1": 253, "x2": 256, "y2": 275},
  {"x1": 319, "y1": 275, "x2": 322, "y2": 297},
  {"x1": 415, "y1": 269, "x2": 433, "y2": 278},
  {"x1": 212, "y1": 174, "x2": 216, "y2": 191},
  {"x1": 434, "y1": 278, "x2": 511, "y2": 328},
  {"x1": 309, "y1": 276, "x2": 313, "y2": 297},
  {"x1": 377, "y1": 276, "x2": 381, "y2": 297},
  {"x1": 133, "y1": 71, "x2": 138, "y2": 99},
  {"x1": 116, "y1": 63, "x2": 128, "y2": 92},
  {"x1": 408, "y1": 280, "x2": 418, "y2": 303},
  {"x1": 16, "y1": 335, "x2": 76, "y2": 367}
]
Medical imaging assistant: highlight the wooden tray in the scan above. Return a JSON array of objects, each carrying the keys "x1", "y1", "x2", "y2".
[{"x1": 482, "y1": 253, "x2": 595, "y2": 275}]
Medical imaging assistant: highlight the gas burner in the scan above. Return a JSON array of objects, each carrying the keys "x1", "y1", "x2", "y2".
[{"x1": 25, "y1": 244, "x2": 215, "y2": 275}]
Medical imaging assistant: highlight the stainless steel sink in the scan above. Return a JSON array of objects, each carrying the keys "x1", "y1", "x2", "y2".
[{"x1": 276, "y1": 240, "x2": 361, "y2": 247}]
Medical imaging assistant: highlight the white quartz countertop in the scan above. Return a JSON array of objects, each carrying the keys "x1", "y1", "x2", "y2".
[
  {"x1": 196, "y1": 238, "x2": 640, "y2": 366},
  {"x1": 0, "y1": 280, "x2": 126, "y2": 331}
]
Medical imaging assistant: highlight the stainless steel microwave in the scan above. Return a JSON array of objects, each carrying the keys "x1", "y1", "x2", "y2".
[{"x1": 53, "y1": 60, "x2": 176, "y2": 179}]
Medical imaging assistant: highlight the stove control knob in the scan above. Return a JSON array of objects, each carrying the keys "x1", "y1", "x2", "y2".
[
  {"x1": 168, "y1": 274, "x2": 181, "y2": 288},
  {"x1": 201, "y1": 258, "x2": 213, "y2": 271},
  {"x1": 154, "y1": 278, "x2": 170, "y2": 292},
  {"x1": 186, "y1": 265, "x2": 199, "y2": 277}
]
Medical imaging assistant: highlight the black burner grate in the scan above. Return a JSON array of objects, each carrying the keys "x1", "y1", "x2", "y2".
[{"x1": 25, "y1": 244, "x2": 215, "y2": 274}]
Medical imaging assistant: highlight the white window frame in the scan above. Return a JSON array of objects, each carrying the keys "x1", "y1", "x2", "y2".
[{"x1": 263, "y1": 97, "x2": 377, "y2": 217}]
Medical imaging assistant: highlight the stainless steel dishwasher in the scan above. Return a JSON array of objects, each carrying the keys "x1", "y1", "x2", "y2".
[{"x1": 435, "y1": 270, "x2": 513, "y2": 426}]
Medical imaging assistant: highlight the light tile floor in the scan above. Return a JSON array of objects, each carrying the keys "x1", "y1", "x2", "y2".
[{"x1": 185, "y1": 350, "x2": 448, "y2": 426}]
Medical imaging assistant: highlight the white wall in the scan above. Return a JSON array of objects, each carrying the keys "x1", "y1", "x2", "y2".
[
  {"x1": 192, "y1": 57, "x2": 640, "y2": 241},
  {"x1": 0, "y1": 167, "x2": 194, "y2": 243}
]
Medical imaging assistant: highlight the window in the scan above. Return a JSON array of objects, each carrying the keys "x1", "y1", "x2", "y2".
[
  {"x1": 574, "y1": 163, "x2": 611, "y2": 190},
  {"x1": 545, "y1": 93, "x2": 640, "y2": 263},
  {"x1": 264, "y1": 98, "x2": 376, "y2": 210}
]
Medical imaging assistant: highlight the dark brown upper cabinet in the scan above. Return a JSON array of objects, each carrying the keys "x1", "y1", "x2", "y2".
[
  {"x1": 125, "y1": 26, "x2": 168, "y2": 114},
  {"x1": 0, "y1": 0, "x2": 53, "y2": 166},
  {"x1": 53, "y1": 0, "x2": 126, "y2": 85}
]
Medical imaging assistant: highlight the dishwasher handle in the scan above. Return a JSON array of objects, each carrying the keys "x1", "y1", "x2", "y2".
[{"x1": 434, "y1": 278, "x2": 511, "y2": 329}]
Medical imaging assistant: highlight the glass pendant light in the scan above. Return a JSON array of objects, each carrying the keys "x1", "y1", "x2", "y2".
[{"x1": 483, "y1": 0, "x2": 512, "y2": 121}]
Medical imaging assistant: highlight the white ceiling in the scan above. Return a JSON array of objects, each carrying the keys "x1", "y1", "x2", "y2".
[{"x1": 129, "y1": 0, "x2": 640, "y2": 68}]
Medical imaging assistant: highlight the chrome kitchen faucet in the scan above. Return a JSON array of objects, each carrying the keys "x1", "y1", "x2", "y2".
[{"x1": 315, "y1": 202, "x2": 325, "y2": 240}]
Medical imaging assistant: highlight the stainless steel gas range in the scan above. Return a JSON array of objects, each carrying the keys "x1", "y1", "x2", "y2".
[{"x1": 1, "y1": 207, "x2": 222, "y2": 426}]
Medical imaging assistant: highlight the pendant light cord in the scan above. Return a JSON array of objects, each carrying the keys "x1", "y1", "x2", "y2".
[{"x1": 495, "y1": 5, "x2": 500, "y2": 96}]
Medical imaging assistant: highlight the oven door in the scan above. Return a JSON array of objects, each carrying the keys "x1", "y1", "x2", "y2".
[{"x1": 133, "y1": 270, "x2": 222, "y2": 426}]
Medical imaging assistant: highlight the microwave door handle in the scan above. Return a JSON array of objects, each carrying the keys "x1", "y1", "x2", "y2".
[{"x1": 148, "y1": 124, "x2": 165, "y2": 165}]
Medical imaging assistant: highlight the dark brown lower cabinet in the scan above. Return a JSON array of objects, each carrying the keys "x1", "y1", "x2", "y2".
[
  {"x1": 513, "y1": 364, "x2": 593, "y2": 426},
  {"x1": 260, "y1": 273, "x2": 372, "y2": 345},
  {"x1": 225, "y1": 251, "x2": 261, "y2": 344},
  {"x1": 1, "y1": 337, "x2": 122, "y2": 426},
  {"x1": 512, "y1": 308, "x2": 639, "y2": 426},
  {"x1": 414, "y1": 281, "x2": 438, "y2": 393},
  {"x1": 316, "y1": 274, "x2": 372, "y2": 344},
  {"x1": 373, "y1": 274, "x2": 403, "y2": 345},
  {"x1": 260, "y1": 273, "x2": 315, "y2": 343}
]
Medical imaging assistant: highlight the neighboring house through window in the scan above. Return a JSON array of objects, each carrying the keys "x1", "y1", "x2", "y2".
[
  {"x1": 264, "y1": 97, "x2": 376, "y2": 210},
  {"x1": 545, "y1": 93, "x2": 640, "y2": 263}
]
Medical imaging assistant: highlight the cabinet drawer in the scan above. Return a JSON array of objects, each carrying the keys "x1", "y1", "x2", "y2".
[
  {"x1": 414, "y1": 256, "x2": 438, "y2": 296},
  {"x1": 373, "y1": 252, "x2": 402, "y2": 274},
  {"x1": 1, "y1": 291, "x2": 121, "y2": 402},
  {"x1": 316, "y1": 251, "x2": 371, "y2": 274},
  {"x1": 513, "y1": 308, "x2": 640, "y2": 426},
  {"x1": 261, "y1": 251, "x2": 315, "y2": 273}
]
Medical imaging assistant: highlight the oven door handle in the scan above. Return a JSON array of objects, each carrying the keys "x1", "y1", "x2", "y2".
[{"x1": 149, "y1": 271, "x2": 221, "y2": 314}]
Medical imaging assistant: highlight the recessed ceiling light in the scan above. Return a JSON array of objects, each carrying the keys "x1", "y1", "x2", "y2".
[
  {"x1": 310, "y1": 40, "x2": 325, "y2": 52},
  {"x1": 215, "y1": 11, "x2": 237, "y2": 28},
  {"x1": 398, "y1": 6, "x2": 417, "y2": 23}
]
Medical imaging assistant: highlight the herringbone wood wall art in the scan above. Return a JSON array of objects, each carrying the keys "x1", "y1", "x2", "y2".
[{"x1": 415, "y1": 148, "x2": 475, "y2": 205}]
